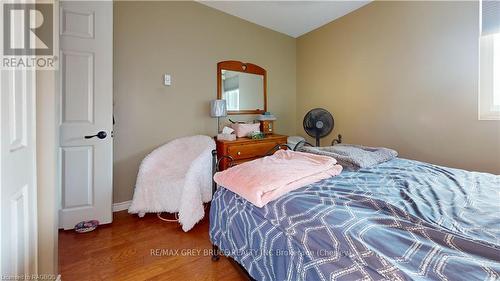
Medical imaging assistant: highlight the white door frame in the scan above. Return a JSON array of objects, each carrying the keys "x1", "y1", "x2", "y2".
[{"x1": 36, "y1": 0, "x2": 60, "y2": 276}]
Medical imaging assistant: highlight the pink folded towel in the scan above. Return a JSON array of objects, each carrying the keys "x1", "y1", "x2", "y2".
[{"x1": 213, "y1": 150, "x2": 343, "y2": 207}]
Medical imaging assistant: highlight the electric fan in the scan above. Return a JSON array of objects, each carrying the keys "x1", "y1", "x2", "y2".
[{"x1": 303, "y1": 108, "x2": 334, "y2": 146}]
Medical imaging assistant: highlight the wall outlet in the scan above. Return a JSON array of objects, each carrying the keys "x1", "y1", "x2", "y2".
[{"x1": 163, "y1": 74, "x2": 171, "y2": 86}]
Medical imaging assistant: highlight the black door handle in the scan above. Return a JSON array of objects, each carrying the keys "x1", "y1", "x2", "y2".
[{"x1": 85, "y1": 131, "x2": 107, "y2": 139}]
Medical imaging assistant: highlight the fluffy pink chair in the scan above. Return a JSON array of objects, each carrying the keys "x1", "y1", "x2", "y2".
[{"x1": 128, "y1": 135, "x2": 215, "y2": 231}]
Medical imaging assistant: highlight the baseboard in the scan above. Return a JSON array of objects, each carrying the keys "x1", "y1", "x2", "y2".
[{"x1": 112, "y1": 200, "x2": 132, "y2": 212}]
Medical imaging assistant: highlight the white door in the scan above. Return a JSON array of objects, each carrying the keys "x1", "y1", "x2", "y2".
[
  {"x1": 59, "y1": 1, "x2": 113, "y2": 229},
  {"x1": 0, "y1": 65, "x2": 38, "y2": 276}
]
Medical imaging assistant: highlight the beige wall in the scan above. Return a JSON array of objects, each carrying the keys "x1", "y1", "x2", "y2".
[
  {"x1": 297, "y1": 1, "x2": 500, "y2": 174},
  {"x1": 113, "y1": 1, "x2": 296, "y2": 203}
]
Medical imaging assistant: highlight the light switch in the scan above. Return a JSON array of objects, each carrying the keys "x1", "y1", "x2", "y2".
[{"x1": 163, "y1": 74, "x2": 171, "y2": 86}]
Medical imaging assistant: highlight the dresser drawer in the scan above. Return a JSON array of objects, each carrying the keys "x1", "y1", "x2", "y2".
[
  {"x1": 227, "y1": 142, "x2": 278, "y2": 160},
  {"x1": 216, "y1": 134, "x2": 288, "y2": 171}
]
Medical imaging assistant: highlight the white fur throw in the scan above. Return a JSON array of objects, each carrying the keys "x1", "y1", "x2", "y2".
[{"x1": 128, "y1": 135, "x2": 215, "y2": 232}]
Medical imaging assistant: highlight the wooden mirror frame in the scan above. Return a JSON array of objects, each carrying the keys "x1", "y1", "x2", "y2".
[{"x1": 217, "y1": 60, "x2": 267, "y2": 115}]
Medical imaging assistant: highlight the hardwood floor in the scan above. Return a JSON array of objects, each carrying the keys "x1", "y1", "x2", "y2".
[{"x1": 59, "y1": 210, "x2": 248, "y2": 281}]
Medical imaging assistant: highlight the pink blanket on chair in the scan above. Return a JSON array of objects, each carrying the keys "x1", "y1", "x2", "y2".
[{"x1": 213, "y1": 150, "x2": 343, "y2": 207}]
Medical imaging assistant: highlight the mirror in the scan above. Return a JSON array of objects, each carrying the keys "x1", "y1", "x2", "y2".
[{"x1": 217, "y1": 61, "x2": 267, "y2": 115}]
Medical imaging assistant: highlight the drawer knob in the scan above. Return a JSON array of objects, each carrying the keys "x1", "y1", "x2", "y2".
[{"x1": 237, "y1": 151, "x2": 241, "y2": 155}]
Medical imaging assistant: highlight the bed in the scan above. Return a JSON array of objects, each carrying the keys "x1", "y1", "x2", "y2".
[{"x1": 209, "y1": 157, "x2": 500, "y2": 281}]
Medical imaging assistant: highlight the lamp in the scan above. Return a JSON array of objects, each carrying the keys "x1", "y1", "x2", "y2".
[{"x1": 210, "y1": 99, "x2": 227, "y2": 133}]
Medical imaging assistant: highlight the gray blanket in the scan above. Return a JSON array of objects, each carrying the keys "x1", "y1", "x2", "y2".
[{"x1": 299, "y1": 143, "x2": 398, "y2": 171}]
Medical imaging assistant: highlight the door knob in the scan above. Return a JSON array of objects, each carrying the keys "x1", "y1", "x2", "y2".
[{"x1": 85, "y1": 131, "x2": 107, "y2": 139}]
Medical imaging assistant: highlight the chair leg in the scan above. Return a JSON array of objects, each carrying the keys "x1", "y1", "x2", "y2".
[{"x1": 212, "y1": 244, "x2": 220, "y2": 261}]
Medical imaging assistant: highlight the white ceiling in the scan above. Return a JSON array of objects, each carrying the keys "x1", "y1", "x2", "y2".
[{"x1": 199, "y1": 1, "x2": 372, "y2": 38}]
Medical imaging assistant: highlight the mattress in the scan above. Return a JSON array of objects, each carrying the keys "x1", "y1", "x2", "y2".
[{"x1": 209, "y1": 158, "x2": 500, "y2": 281}]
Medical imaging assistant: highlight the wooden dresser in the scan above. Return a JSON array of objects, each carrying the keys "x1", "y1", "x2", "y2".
[{"x1": 216, "y1": 134, "x2": 288, "y2": 171}]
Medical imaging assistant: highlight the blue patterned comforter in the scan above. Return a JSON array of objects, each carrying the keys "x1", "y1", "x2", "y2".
[{"x1": 209, "y1": 158, "x2": 500, "y2": 281}]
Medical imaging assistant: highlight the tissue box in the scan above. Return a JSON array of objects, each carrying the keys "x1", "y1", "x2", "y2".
[
  {"x1": 230, "y1": 123, "x2": 261, "y2": 138},
  {"x1": 217, "y1": 133, "x2": 236, "y2": 141}
]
